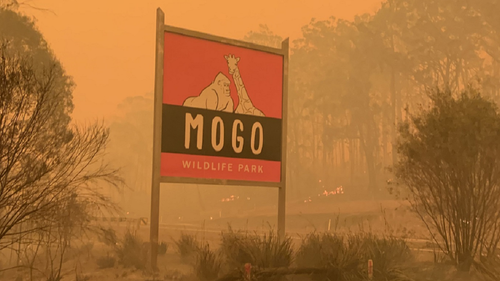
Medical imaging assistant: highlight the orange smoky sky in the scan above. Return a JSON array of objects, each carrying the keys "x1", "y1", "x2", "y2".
[{"x1": 21, "y1": 0, "x2": 382, "y2": 122}]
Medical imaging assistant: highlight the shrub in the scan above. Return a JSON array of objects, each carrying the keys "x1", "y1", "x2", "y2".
[
  {"x1": 295, "y1": 232, "x2": 322, "y2": 268},
  {"x1": 99, "y1": 228, "x2": 118, "y2": 247},
  {"x1": 254, "y1": 230, "x2": 293, "y2": 268},
  {"x1": 75, "y1": 273, "x2": 92, "y2": 281},
  {"x1": 158, "y1": 241, "x2": 168, "y2": 255},
  {"x1": 46, "y1": 274, "x2": 62, "y2": 281},
  {"x1": 358, "y1": 233, "x2": 413, "y2": 281},
  {"x1": 81, "y1": 242, "x2": 94, "y2": 259},
  {"x1": 296, "y1": 232, "x2": 413, "y2": 281},
  {"x1": 219, "y1": 228, "x2": 253, "y2": 269},
  {"x1": 175, "y1": 233, "x2": 200, "y2": 262},
  {"x1": 96, "y1": 255, "x2": 116, "y2": 269},
  {"x1": 220, "y1": 227, "x2": 293, "y2": 270},
  {"x1": 195, "y1": 244, "x2": 222, "y2": 281},
  {"x1": 404, "y1": 262, "x2": 455, "y2": 281},
  {"x1": 296, "y1": 232, "x2": 362, "y2": 281},
  {"x1": 115, "y1": 230, "x2": 147, "y2": 270}
]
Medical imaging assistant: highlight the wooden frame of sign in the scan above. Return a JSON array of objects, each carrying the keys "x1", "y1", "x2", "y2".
[{"x1": 150, "y1": 8, "x2": 289, "y2": 269}]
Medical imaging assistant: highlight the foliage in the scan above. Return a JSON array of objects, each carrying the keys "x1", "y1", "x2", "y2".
[
  {"x1": 175, "y1": 233, "x2": 200, "y2": 261},
  {"x1": 295, "y1": 232, "x2": 412, "y2": 281},
  {"x1": 0, "y1": 17, "x2": 120, "y2": 275},
  {"x1": 395, "y1": 87, "x2": 500, "y2": 273},
  {"x1": 158, "y1": 241, "x2": 168, "y2": 255},
  {"x1": 0, "y1": 35, "x2": 120, "y2": 253},
  {"x1": 357, "y1": 233, "x2": 413, "y2": 281},
  {"x1": 239, "y1": 0, "x2": 500, "y2": 200},
  {"x1": 99, "y1": 228, "x2": 119, "y2": 247},
  {"x1": 106, "y1": 93, "x2": 153, "y2": 203},
  {"x1": 96, "y1": 255, "x2": 116, "y2": 269},
  {"x1": 115, "y1": 230, "x2": 148, "y2": 270},
  {"x1": 243, "y1": 24, "x2": 283, "y2": 48},
  {"x1": 219, "y1": 227, "x2": 293, "y2": 270},
  {"x1": 14, "y1": 193, "x2": 115, "y2": 280},
  {"x1": 476, "y1": 254, "x2": 500, "y2": 280},
  {"x1": 194, "y1": 244, "x2": 222, "y2": 281},
  {"x1": 296, "y1": 232, "x2": 361, "y2": 281},
  {"x1": 0, "y1": 8, "x2": 74, "y2": 125}
]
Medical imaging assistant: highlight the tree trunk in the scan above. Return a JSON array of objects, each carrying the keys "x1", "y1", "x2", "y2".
[
  {"x1": 341, "y1": 139, "x2": 345, "y2": 169},
  {"x1": 457, "y1": 252, "x2": 473, "y2": 272},
  {"x1": 349, "y1": 138, "x2": 354, "y2": 186},
  {"x1": 391, "y1": 66, "x2": 398, "y2": 168},
  {"x1": 358, "y1": 123, "x2": 377, "y2": 194}
]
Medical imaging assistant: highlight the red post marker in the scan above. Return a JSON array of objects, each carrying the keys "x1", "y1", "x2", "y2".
[
  {"x1": 244, "y1": 263, "x2": 252, "y2": 280},
  {"x1": 368, "y1": 259, "x2": 373, "y2": 280}
]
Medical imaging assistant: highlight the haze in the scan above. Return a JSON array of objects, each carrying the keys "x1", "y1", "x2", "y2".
[
  {"x1": 3, "y1": 0, "x2": 500, "y2": 280},
  {"x1": 22, "y1": 0, "x2": 381, "y2": 121}
]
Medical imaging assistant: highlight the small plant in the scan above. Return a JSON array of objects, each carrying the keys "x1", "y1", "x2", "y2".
[
  {"x1": 164, "y1": 269, "x2": 184, "y2": 280},
  {"x1": 47, "y1": 273, "x2": 63, "y2": 281},
  {"x1": 254, "y1": 230, "x2": 293, "y2": 268},
  {"x1": 195, "y1": 244, "x2": 222, "y2": 281},
  {"x1": 81, "y1": 242, "x2": 94, "y2": 259},
  {"x1": 175, "y1": 233, "x2": 200, "y2": 261},
  {"x1": 433, "y1": 249, "x2": 449, "y2": 264},
  {"x1": 296, "y1": 232, "x2": 341, "y2": 268},
  {"x1": 296, "y1": 231, "x2": 414, "y2": 281},
  {"x1": 219, "y1": 228, "x2": 253, "y2": 269},
  {"x1": 473, "y1": 254, "x2": 500, "y2": 281},
  {"x1": 359, "y1": 233, "x2": 413, "y2": 281},
  {"x1": 99, "y1": 228, "x2": 118, "y2": 247},
  {"x1": 96, "y1": 255, "x2": 116, "y2": 269},
  {"x1": 296, "y1": 232, "x2": 361, "y2": 281},
  {"x1": 115, "y1": 230, "x2": 148, "y2": 270},
  {"x1": 220, "y1": 227, "x2": 293, "y2": 270},
  {"x1": 158, "y1": 241, "x2": 168, "y2": 255},
  {"x1": 76, "y1": 273, "x2": 92, "y2": 281}
]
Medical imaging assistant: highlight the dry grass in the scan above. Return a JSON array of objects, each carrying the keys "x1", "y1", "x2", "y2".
[
  {"x1": 219, "y1": 226, "x2": 293, "y2": 270},
  {"x1": 115, "y1": 230, "x2": 148, "y2": 270},
  {"x1": 194, "y1": 244, "x2": 222, "y2": 281},
  {"x1": 175, "y1": 233, "x2": 201, "y2": 262},
  {"x1": 295, "y1": 231, "x2": 414, "y2": 281}
]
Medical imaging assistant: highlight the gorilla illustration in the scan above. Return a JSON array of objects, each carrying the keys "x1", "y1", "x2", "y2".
[{"x1": 182, "y1": 54, "x2": 264, "y2": 117}]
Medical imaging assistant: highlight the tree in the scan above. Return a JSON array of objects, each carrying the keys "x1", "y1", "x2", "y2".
[
  {"x1": 394, "y1": 87, "x2": 500, "y2": 273},
  {"x1": 0, "y1": 0, "x2": 48, "y2": 11},
  {"x1": 0, "y1": 7, "x2": 74, "y2": 130},
  {"x1": 243, "y1": 24, "x2": 283, "y2": 49},
  {"x1": 290, "y1": 15, "x2": 388, "y2": 196},
  {"x1": 17, "y1": 190, "x2": 107, "y2": 280},
  {"x1": 0, "y1": 0, "x2": 16, "y2": 9},
  {"x1": 0, "y1": 42, "x2": 120, "y2": 251},
  {"x1": 242, "y1": 25, "x2": 310, "y2": 200},
  {"x1": 288, "y1": 0, "x2": 500, "y2": 199},
  {"x1": 105, "y1": 94, "x2": 153, "y2": 216}
]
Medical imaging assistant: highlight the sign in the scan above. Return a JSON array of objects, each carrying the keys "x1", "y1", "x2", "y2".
[
  {"x1": 150, "y1": 8, "x2": 289, "y2": 270},
  {"x1": 160, "y1": 31, "x2": 285, "y2": 184}
]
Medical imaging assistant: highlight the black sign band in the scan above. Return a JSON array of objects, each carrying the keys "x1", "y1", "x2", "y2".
[{"x1": 161, "y1": 104, "x2": 282, "y2": 161}]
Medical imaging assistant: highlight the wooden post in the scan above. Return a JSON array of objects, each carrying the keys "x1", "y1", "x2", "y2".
[
  {"x1": 149, "y1": 7, "x2": 164, "y2": 271},
  {"x1": 244, "y1": 263, "x2": 252, "y2": 281},
  {"x1": 278, "y1": 38, "x2": 289, "y2": 240},
  {"x1": 368, "y1": 259, "x2": 373, "y2": 280}
]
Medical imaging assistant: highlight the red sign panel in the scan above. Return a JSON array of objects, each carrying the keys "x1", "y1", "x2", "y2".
[{"x1": 160, "y1": 32, "x2": 284, "y2": 183}]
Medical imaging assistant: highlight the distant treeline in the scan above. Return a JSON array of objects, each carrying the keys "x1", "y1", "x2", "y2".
[{"x1": 243, "y1": 0, "x2": 500, "y2": 199}]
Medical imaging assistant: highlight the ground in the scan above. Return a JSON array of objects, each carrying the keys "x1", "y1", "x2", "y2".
[{"x1": 0, "y1": 198, "x2": 439, "y2": 281}]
